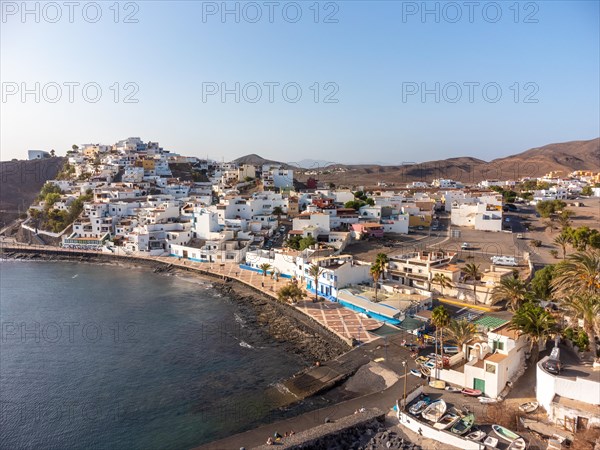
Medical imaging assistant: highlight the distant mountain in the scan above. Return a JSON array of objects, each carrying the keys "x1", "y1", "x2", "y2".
[
  {"x1": 287, "y1": 159, "x2": 337, "y2": 169},
  {"x1": 293, "y1": 138, "x2": 599, "y2": 186},
  {"x1": 489, "y1": 138, "x2": 600, "y2": 175},
  {"x1": 232, "y1": 154, "x2": 283, "y2": 166}
]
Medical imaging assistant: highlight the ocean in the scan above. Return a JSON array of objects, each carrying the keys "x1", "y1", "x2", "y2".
[{"x1": 0, "y1": 260, "x2": 310, "y2": 449}]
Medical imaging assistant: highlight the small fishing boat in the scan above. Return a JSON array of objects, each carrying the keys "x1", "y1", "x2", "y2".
[
  {"x1": 479, "y1": 396, "x2": 498, "y2": 403},
  {"x1": 443, "y1": 345, "x2": 459, "y2": 354},
  {"x1": 507, "y1": 438, "x2": 527, "y2": 450},
  {"x1": 461, "y1": 388, "x2": 482, "y2": 397},
  {"x1": 518, "y1": 401, "x2": 539, "y2": 413},
  {"x1": 409, "y1": 399, "x2": 429, "y2": 415},
  {"x1": 450, "y1": 412, "x2": 475, "y2": 435},
  {"x1": 483, "y1": 435, "x2": 498, "y2": 448},
  {"x1": 465, "y1": 429, "x2": 486, "y2": 442},
  {"x1": 420, "y1": 366, "x2": 431, "y2": 377},
  {"x1": 424, "y1": 360, "x2": 436, "y2": 369},
  {"x1": 429, "y1": 380, "x2": 446, "y2": 389},
  {"x1": 410, "y1": 368, "x2": 422, "y2": 377},
  {"x1": 421, "y1": 399, "x2": 446, "y2": 422},
  {"x1": 445, "y1": 385, "x2": 461, "y2": 393},
  {"x1": 433, "y1": 409, "x2": 461, "y2": 430},
  {"x1": 415, "y1": 356, "x2": 429, "y2": 365},
  {"x1": 492, "y1": 424, "x2": 521, "y2": 442}
]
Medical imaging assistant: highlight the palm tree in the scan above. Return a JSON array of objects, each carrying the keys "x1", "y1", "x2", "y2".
[
  {"x1": 462, "y1": 263, "x2": 482, "y2": 301},
  {"x1": 445, "y1": 319, "x2": 477, "y2": 359},
  {"x1": 272, "y1": 206, "x2": 284, "y2": 224},
  {"x1": 490, "y1": 276, "x2": 530, "y2": 311},
  {"x1": 432, "y1": 273, "x2": 453, "y2": 296},
  {"x1": 551, "y1": 250, "x2": 600, "y2": 297},
  {"x1": 431, "y1": 305, "x2": 451, "y2": 376},
  {"x1": 370, "y1": 262, "x2": 383, "y2": 302},
  {"x1": 375, "y1": 253, "x2": 389, "y2": 280},
  {"x1": 307, "y1": 264, "x2": 324, "y2": 302},
  {"x1": 557, "y1": 210, "x2": 573, "y2": 230},
  {"x1": 259, "y1": 263, "x2": 271, "y2": 277},
  {"x1": 554, "y1": 234, "x2": 569, "y2": 259},
  {"x1": 560, "y1": 294, "x2": 600, "y2": 359},
  {"x1": 509, "y1": 302, "x2": 557, "y2": 364}
]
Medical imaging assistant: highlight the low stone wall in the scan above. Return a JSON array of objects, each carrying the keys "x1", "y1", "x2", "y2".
[{"x1": 252, "y1": 408, "x2": 386, "y2": 450}]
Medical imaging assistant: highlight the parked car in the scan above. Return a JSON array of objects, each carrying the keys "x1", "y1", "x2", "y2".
[
  {"x1": 516, "y1": 233, "x2": 524, "y2": 239},
  {"x1": 279, "y1": 226, "x2": 286, "y2": 232},
  {"x1": 461, "y1": 242, "x2": 470, "y2": 250},
  {"x1": 543, "y1": 358, "x2": 562, "y2": 375}
]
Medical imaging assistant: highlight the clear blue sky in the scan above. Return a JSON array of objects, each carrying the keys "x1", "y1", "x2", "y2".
[{"x1": 1, "y1": 1, "x2": 598, "y2": 164}]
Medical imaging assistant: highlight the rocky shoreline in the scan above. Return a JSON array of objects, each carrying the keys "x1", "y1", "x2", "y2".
[{"x1": 1, "y1": 249, "x2": 350, "y2": 366}]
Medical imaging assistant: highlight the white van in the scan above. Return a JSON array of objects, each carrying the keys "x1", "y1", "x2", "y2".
[{"x1": 490, "y1": 256, "x2": 518, "y2": 266}]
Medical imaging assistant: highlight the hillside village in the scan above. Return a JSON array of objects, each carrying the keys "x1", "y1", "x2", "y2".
[{"x1": 12, "y1": 138, "x2": 600, "y2": 448}]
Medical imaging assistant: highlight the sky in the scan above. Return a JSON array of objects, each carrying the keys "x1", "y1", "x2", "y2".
[{"x1": 1, "y1": 1, "x2": 599, "y2": 164}]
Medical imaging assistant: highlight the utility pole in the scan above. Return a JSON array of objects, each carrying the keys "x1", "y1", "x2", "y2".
[{"x1": 402, "y1": 360, "x2": 408, "y2": 410}]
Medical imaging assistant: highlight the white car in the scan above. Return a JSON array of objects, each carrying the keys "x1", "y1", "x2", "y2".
[{"x1": 461, "y1": 243, "x2": 470, "y2": 250}]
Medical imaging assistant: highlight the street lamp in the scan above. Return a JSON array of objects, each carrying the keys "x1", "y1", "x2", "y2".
[{"x1": 402, "y1": 360, "x2": 408, "y2": 410}]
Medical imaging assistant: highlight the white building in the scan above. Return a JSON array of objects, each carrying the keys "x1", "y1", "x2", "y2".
[
  {"x1": 262, "y1": 165, "x2": 294, "y2": 189},
  {"x1": 28, "y1": 150, "x2": 50, "y2": 160},
  {"x1": 451, "y1": 202, "x2": 503, "y2": 232},
  {"x1": 432, "y1": 179, "x2": 463, "y2": 189},
  {"x1": 387, "y1": 250, "x2": 458, "y2": 290},
  {"x1": 438, "y1": 321, "x2": 529, "y2": 399},
  {"x1": 300, "y1": 254, "x2": 372, "y2": 299},
  {"x1": 536, "y1": 349, "x2": 600, "y2": 431},
  {"x1": 292, "y1": 212, "x2": 331, "y2": 237},
  {"x1": 191, "y1": 207, "x2": 222, "y2": 240}
]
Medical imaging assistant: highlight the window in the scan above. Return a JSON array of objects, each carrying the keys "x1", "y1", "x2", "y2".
[
  {"x1": 492, "y1": 340, "x2": 504, "y2": 351},
  {"x1": 485, "y1": 363, "x2": 496, "y2": 374}
]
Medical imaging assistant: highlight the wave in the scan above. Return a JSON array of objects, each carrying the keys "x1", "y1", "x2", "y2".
[
  {"x1": 239, "y1": 341, "x2": 254, "y2": 349},
  {"x1": 271, "y1": 382, "x2": 299, "y2": 399},
  {"x1": 233, "y1": 313, "x2": 245, "y2": 326}
]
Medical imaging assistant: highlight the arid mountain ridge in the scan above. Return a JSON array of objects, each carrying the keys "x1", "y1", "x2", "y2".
[{"x1": 234, "y1": 138, "x2": 600, "y2": 186}]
